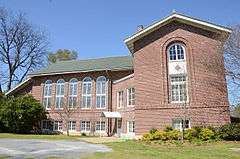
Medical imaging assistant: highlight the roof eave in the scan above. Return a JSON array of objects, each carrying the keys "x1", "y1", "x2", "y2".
[{"x1": 124, "y1": 13, "x2": 232, "y2": 53}]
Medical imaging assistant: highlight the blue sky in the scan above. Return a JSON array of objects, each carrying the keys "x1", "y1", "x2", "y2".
[{"x1": 1, "y1": 0, "x2": 240, "y2": 104}]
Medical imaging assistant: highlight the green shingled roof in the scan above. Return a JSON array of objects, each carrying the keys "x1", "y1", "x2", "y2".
[{"x1": 29, "y1": 56, "x2": 133, "y2": 76}]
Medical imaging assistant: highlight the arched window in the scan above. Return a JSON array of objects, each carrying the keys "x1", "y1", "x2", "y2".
[
  {"x1": 43, "y1": 80, "x2": 52, "y2": 109},
  {"x1": 96, "y1": 76, "x2": 107, "y2": 109},
  {"x1": 56, "y1": 79, "x2": 65, "y2": 108},
  {"x1": 68, "y1": 78, "x2": 78, "y2": 108},
  {"x1": 82, "y1": 77, "x2": 92, "y2": 108},
  {"x1": 168, "y1": 43, "x2": 185, "y2": 61}
]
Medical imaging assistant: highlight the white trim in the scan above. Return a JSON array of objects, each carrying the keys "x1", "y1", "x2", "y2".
[
  {"x1": 113, "y1": 74, "x2": 134, "y2": 84},
  {"x1": 101, "y1": 111, "x2": 121, "y2": 118},
  {"x1": 124, "y1": 13, "x2": 232, "y2": 53},
  {"x1": 29, "y1": 67, "x2": 133, "y2": 77},
  {"x1": 127, "y1": 87, "x2": 135, "y2": 107},
  {"x1": 5, "y1": 78, "x2": 32, "y2": 95}
]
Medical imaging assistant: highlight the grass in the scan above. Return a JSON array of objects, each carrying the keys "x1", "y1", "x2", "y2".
[
  {"x1": 83, "y1": 140, "x2": 240, "y2": 159},
  {"x1": 0, "y1": 133, "x2": 82, "y2": 140}
]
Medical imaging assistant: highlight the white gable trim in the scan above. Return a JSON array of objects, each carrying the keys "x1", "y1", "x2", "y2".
[
  {"x1": 113, "y1": 74, "x2": 134, "y2": 84},
  {"x1": 5, "y1": 78, "x2": 32, "y2": 96},
  {"x1": 124, "y1": 13, "x2": 232, "y2": 53}
]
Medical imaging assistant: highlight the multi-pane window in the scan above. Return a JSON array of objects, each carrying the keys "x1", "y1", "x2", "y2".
[
  {"x1": 68, "y1": 121, "x2": 76, "y2": 131},
  {"x1": 117, "y1": 91, "x2": 124, "y2": 108},
  {"x1": 68, "y1": 78, "x2": 78, "y2": 108},
  {"x1": 53, "y1": 121, "x2": 63, "y2": 131},
  {"x1": 80, "y1": 121, "x2": 91, "y2": 132},
  {"x1": 96, "y1": 121, "x2": 106, "y2": 131},
  {"x1": 169, "y1": 44, "x2": 185, "y2": 61},
  {"x1": 56, "y1": 79, "x2": 65, "y2": 109},
  {"x1": 82, "y1": 77, "x2": 92, "y2": 108},
  {"x1": 42, "y1": 120, "x2": 53, "y2": 130},
  {"x1": 127, "y1": 88, "x2": 135, "y2": 106},
  {"x1": 43, "y1": 80, "x2": 52, "y2": 109},
  {"x1": 127, "y1": 121, "x2": 135, "y2": 133},
  {"x1": 96, "y1": 76, "x2": 107, "y2": 109},
  {"x1": 172, "y1": 119, "x2": 190, "y2": 131},
  {"x1": 170, "y1": 76, "x2": 187, "y2": 103}
]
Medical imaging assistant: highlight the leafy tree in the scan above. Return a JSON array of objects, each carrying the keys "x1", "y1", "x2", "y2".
[
  {"x1": 0, "y1": 7, "x2": 49, "y2": 91},
  {"x1": 48, "y1": 49, "x2": 78, "y2": 64},
  {"x1": 0, "y1": 95, "x2": 47, "y2": 133}
]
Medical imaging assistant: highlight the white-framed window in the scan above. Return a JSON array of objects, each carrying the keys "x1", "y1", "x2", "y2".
[
  {"x1": 82, "y1": 77, "x2": 92, "y2": 109},
  {"x1": 80, "y1": 121, "x2": 91, "y2": 132},
  {"x1": 43, "y1": 80, "x2": 52, "y2": 109},
  {"x1": 127, "y1": 121, "x2": 135, "y2": 133},
  {"x1": 117, "y1": 90, "x2": 124, "y2": 109},
  {"x1": 96, "y1": 76, "x2": 107, "y2": 109},
  {"x1": 68, "y1": 121, "x2": 76, "y2": 131},
  {"x1": 170, "y1": 75, "x2": 188, "y2": 103},
  {"x1": 56, "y1": 79, "x2": 65, "y2": 109},
  {"x1": 95, "y1": 121, "x2": 105, "y2": 131},
  {"x1": 53, "y1": 121, "x2": 63, "y2": 131},
  {"x1": 127, "y1": 88, "x2": 135, "y2": 106},
  {"x1": 172, "y1": 119, "x2": 190, "y2": 131},
  {"x1": 68, "y1": 78, "x2": 78, "y2": 108},
  {"x1": 168, "y1": 43, "x2": 185, "y2": 61}
]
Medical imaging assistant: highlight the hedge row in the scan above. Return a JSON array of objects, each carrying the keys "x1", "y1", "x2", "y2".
[{"x1": 142, "y1": 123, "x2": 240, "y2": 142}]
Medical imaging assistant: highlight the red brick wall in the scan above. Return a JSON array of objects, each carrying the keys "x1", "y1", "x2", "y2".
[
  {"x1": 133, "y1": 21, "x2": 230, "y2": 135},
  {"x1": 112, "y1": 75, "x2": 135, "y2": 134},
  {"x1": 31, "y1": 70, "x2": 133, "y2": 133}
]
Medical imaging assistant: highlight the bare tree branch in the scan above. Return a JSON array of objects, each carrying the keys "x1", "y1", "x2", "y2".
[{"x1": 0, "y1": 7, "x2": 49, "y2": 91}]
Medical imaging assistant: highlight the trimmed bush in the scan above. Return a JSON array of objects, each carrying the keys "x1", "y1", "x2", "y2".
[
  {"x1": 167, "y1": 130, "x2": 180, "y2": 140},
  {"x1": 199, "y1": 128, "x2": 215, "y2": 141},
  {"x1": 216, "y1": 123, "x2": 240, "y2": 141},
  {"x1": 184, "y1": 128, "x2": 199, "y2": 141}
]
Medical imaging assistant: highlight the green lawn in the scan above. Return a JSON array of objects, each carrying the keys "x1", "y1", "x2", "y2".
[
  {"x1": 0, "y1": 133, "x2": 82, "y2": 140},
  {"x1": 83, "y1": 141, "x2": 240, "y2": 159}
]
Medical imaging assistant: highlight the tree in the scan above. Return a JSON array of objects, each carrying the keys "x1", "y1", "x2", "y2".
[
  {"x1": 0, "y1": 95, "x2": 47, "y2": 133},
  {"x1": 48, "y1": 49, "x2": 78, "y2": 64},
  {"x1": 56, "y1": 101, "x2": 77, "y2": 136},
  {"x1": 0, "y1": 7, "x2": 49, "y2": 91}
]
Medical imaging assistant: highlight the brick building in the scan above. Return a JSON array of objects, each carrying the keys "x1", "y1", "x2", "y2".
[{"x1": 7, "y1": 13, "x2": 231, "y2": 138}]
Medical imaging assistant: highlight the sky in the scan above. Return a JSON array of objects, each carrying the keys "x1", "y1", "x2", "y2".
[{"x1": 0, "y1": 0, "x2": 240, "y2": 104}]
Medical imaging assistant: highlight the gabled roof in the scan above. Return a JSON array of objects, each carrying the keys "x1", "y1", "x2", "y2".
[
  {"x1": 29, "y1": 56, "x2": 133, "y2": 77},
  {"x1": 5, "y1": 78, "x2": 32, "y2": 96},
  {"x1": 124, "y1": 13, "x2": 232, "y2": 53}
]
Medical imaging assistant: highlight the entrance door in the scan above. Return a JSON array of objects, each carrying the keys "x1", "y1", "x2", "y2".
[{"x1": 117, "y1": 119, "x2": 122, "y2": 137}]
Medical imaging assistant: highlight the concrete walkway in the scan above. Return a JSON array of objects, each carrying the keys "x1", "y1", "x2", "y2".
[{"x1": 0, "y1": 138, "x2": 111, "y2": 159}]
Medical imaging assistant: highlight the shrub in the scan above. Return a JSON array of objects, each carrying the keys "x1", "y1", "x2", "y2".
[
  {"x1": 184, "y1": 128, "x2": 199, "y2": 141},
  {"x1": 149, "y1": 128, "x2": 158, "y2": 134},
  {"x1": 167, "y1": 130, "x2": 180, "y2": 140},
  {"x1": 216, "y1": 123, "x2": 240, "y2": 141},
  {"x1": 199, "y1": 128, "x2": 215, "y2": 141},
  {"x1": 142, "y1": 133, "x2": 154, "y2": 141},
  {"x1": 164, "y1": 126, "x2": 173, "y2": 132},
  {"x1": 153, "y1": 131, "x2": 168, "y2": 141},
  {"x1": 0, "y1": 95, "x2": 47, "y2": 133},
  {"x1": 81, "y1": 132, "x2": 87, "y2": 136}
]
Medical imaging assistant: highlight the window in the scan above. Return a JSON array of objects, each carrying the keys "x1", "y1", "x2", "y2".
[
  {"x1": 117, "y1": 91, "x2": 124, "y2": 108},
  {"x1": 168, "y1": 43, "x2": 185, "y2": 61},
  {"x1": 127, "y1": 88, "x2": 135, "y2": 106},
  {"x1": 82, "y1": 77, "x2": 92, "y2": 108},
  {"x1": 43, "y1": 80, "x2": 52, "y2": 109},
  {"x1": 53, "y1": 121, "x2": 63, "y2": 131},
  {"x1": 56, "y1": 79, "x2": 65, "y2": 109},
  {"x1": 127, "y1": 121, "x2": 135, "y2": 133},
  {"x1": 96, "y1": 76, "x2": 107, "y2": 109},
  {"x1": 41, "y1": 120, "x2": 53, "y2": 130},
  {"x1": 80, "y1": 121, "x2": 91, "y2": 132},
  {"x1": 96, "y1": 121, "x2": 106, "y2": 131},
  {"x1": 68, "y1": 121, "x2": 76, "y2": 131},
  {"x1": 172, "y1": 119, "x2": 190, "y2": 131},
  {"x1": 68, "y1": 78, "x2": 78, "y2": 108},
  {"x1": 170, "y1": 76, "x2": 187, "y2": 103}
]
